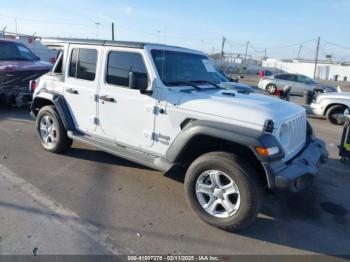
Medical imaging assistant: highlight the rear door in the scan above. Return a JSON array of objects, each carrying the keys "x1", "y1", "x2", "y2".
[
  {"x1": 64, "y1": 46, "x2": 102, "y2": 132},
  {"x1": 274, "y1": 74, "x2": 290, "y2": 89}
]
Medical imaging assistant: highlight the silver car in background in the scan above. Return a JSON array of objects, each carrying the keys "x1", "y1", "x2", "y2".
[{"x1": 258, "y1": 73, "x2": 337, "y2": 95}]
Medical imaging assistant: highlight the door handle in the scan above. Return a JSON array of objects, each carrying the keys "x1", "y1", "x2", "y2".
[
  {"x1": 66, "y1": 88, "x2": 79, "y2": 95},
  {"x1": 100, "y1": 95, "x2": 116, "y2": 103}
]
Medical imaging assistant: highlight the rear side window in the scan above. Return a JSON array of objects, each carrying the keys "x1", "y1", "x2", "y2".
[
  {"x1": 107, "y1": 51, "x2": 148, "y2": 87},
  {"x1": 275, "y1": 74, "x2": 286, "y2": 80},
  {"x1": 69, "y1": 48, "x2": 97, "y2": 81},
  {"x1": 284, "y1": 74, "x2": 296, "y2": 81}
]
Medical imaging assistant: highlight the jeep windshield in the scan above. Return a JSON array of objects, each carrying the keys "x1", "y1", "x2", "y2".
[
  {"x1": 151, "y1": 49, "x2": 221, "y2": 87},
  {"x1": 0, "y1": 41, "x2": 39, "y2": 61}
]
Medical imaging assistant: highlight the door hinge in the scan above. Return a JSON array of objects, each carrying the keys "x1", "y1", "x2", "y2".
[
  {"x1": 145, "y1": 105, "x2": 166, "y2": 115},
  {"x1": 94, "y1": 94, "x2": 99, "y2": 102},
  {"x1": 154, "y1": 106, "x2": 166, "y2": 115},
  {"x1": 93, "y1": 117, "x2": 99, "y2": 125}
]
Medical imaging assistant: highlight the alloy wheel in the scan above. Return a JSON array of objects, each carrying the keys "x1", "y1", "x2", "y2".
[{"x1": 196, "y1": 170, "x2": 241, "y2": 218}]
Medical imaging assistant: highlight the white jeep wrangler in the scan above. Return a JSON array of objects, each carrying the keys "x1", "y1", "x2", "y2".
[{"x1": 31, "y1": 38, "x2": 328, "y2": 231}]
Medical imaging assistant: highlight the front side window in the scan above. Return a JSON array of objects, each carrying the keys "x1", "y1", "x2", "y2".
[
  {"x1": 284, "y1": 74, "x2": 297, "y2": 82},
  {"x1": 53, "y1": 50, "x2": 63, "y2": 74},
  {"x1": 297, "y1": 75, "x2": 315, "y2": 84},
  {"x1": 151, "y1": 50, "x2": 220, "y2": 86},
  {"x1": 107, "y1": 51, "x2": 148, "y2": 88},
  {"x1": 69, "y1": 48, "x2": 97, "y2": 81}
]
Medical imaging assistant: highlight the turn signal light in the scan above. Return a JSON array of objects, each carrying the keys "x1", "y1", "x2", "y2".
[
  {"x1": 30, "y1": 80, "x2": 38, "y2": 92},
  {"x1": 255, "y1": 146, "x2": 280, "y2": 157}
]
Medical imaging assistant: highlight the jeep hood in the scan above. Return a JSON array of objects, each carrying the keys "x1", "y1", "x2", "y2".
[{"x1": 177, "y1": 89, "x2": 305, "y2": 128}]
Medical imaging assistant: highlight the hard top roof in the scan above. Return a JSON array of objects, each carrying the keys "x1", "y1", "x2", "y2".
[{"x1": 40, "y1": 37, "x2": 192, "y2": 51}]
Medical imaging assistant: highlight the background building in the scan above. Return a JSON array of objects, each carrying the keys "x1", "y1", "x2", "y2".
[{"x1": 263, "y1": 58, "x2": 350, "y2": 82}]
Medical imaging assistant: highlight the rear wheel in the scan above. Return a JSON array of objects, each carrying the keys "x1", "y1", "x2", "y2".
[
  {"x1": 326, "y1": 105, "x2": 347, "y2": 125},
  {"x1": 36, "y1": 106, "x2": 72, "y2": 153},
  {"x1": 184, "y1": 152, "x2": 263, "y2": 231},
  {"x1": 266, "y1": 84, "x2": 277, "y2": 94}
]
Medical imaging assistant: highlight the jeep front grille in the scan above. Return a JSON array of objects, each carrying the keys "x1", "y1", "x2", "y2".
[{"x1": 283, "y1": 113, "x2": 307, "y2": 162}]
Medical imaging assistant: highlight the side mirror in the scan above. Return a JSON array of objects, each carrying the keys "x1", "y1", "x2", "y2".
[{"x1": 129, "y1": 71, "x2": 148, "y2": 91}]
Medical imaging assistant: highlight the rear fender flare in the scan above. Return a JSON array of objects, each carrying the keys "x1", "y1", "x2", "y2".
[{"x1": 31, "y1": 91, "x2": 76, "y2": 131}]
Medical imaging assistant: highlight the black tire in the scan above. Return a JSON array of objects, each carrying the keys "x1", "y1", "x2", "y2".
[
  {"x1": 266, "y1": 84, "x2": 277, "y2": 94},
  {"x1": 36, "y1": 105, "x2": 72, "y2": 153},
  {"x1": 184, "y1": 152, "x2": 263, "y2": 231},
  {"x1": 326, "y1": 105, "x2": 346, "y2": 125}
]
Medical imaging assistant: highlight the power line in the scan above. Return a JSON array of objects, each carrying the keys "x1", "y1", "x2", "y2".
[
  {"x1": 324, "y1": 40, "x2": 350, "y2": 50},
  {"x1": 251, "y1": 38, "x2": 318, "y2": 50},
  {"x1": 0, "y1": 13, "x2": 96, "y2": 27},
  {"x1": 249, "y1": 43, "x2": 265, "y2": 53},
  {"x1": 1, "y1": 12, "x2": 348, "y2": 61}
]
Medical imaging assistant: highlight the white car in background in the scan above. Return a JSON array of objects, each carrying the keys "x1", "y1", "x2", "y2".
[{"x1": 311, "y1": 92, "x2": 350, "y2": 125}]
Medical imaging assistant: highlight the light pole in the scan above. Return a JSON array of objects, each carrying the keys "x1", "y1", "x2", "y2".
[
  {"x1": 95, "y1": 22, "x2": 101, "y2": 39},
  {"x1": 157, "y1": 30, "x2": 161, "y2": 43},
  {"x1": 1, "y1": 25, "x2": 7, "y2": 38}
]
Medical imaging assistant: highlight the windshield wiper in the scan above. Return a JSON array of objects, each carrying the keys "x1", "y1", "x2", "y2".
[
  {"x1": 164, "y1": 81, "x2": 202, "y2": 90},
  {"x1": 191, "y1": 80, "x2": 223, "y2": 89}
]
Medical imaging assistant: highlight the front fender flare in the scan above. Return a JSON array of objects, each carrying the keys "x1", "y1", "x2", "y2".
[{"x1": 166, "y1": 120, "x2": 284, "y2": 163}]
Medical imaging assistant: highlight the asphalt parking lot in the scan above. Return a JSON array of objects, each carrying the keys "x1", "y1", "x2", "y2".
[{"x1": 0, "y1": 89, "x2": 349, "y2": 256}]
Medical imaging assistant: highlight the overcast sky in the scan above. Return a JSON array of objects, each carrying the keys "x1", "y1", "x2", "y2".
[{"x1": 1, "y1": 0, "x2": 350, "y2": 60}]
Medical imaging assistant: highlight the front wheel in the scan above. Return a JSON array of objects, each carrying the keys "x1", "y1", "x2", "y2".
[
  {"x1": 266, "y1": 84, "x2": 277, "y2": 94},
  {"x1": 326, "y1": 105, "x2": 347, "y2": 125},
  {"x1": 184, "y1": 152, "x2": 263, "y2": 231}
]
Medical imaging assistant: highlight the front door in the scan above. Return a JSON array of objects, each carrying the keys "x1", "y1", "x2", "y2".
[
  {"x1": 96, "y1": 48, "x2": 156, "y2": 149},
  {"x1": 294, "y1": 75, "x2": 310, "y2": 95},
  {"x1": 64, "y1": 46, "x2": 102, "y2": 132}
]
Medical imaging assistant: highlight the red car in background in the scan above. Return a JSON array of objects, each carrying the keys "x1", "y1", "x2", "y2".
[{"x1": 0, "y1": 39, "x2": 53, "y2": 107}]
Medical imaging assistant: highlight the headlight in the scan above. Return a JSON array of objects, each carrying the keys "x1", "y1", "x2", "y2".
[{"x1": 279, "y1": 123, "x2": 291, "y2": 148}]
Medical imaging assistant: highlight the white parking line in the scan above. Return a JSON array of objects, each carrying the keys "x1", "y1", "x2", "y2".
[{"x1": 0, "y1": 163, "x2": 122, "y2": 255}]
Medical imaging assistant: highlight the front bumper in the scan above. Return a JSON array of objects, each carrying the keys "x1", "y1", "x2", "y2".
[
  {"x1": 257, "y1": 81, "x2": 266, "y2": 90},
  {"x1": 264, "y1": 137, "x2": 329, "y2": 192},
  {"x1": 310, "y1": 102, "x2": 324, "y2": 116}
]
